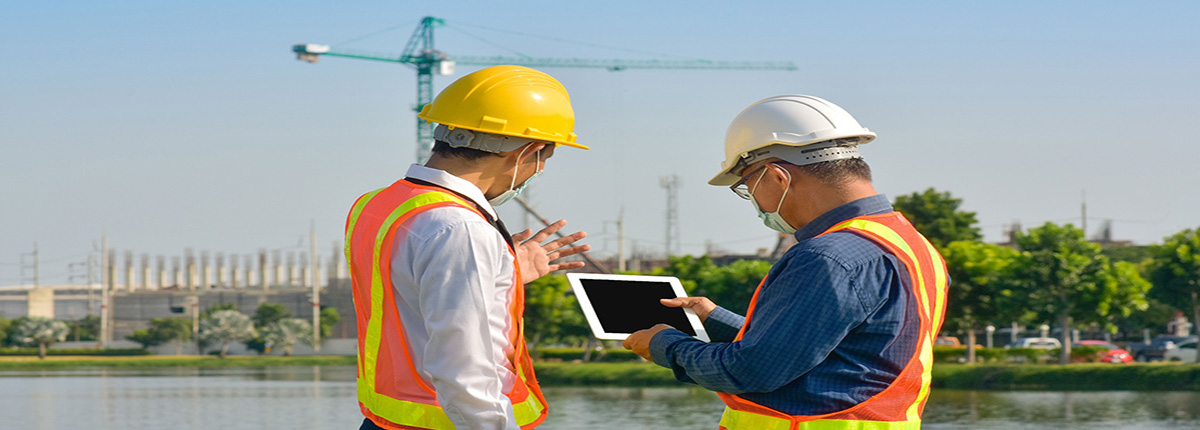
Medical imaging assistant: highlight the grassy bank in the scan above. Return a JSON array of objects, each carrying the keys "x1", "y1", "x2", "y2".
[
  {"x1": 5, "y1": 355, "x2": 1200, "y2": 392},
  {"x1": 534, "y1": 362, "x2": 1200, "y2": 391},
  {"x1": 932, "y1": 363, "x2": 1200, "y2": 391},
  {"x1": 0, "y1": 355, "x2": 356, "y2": 370}
]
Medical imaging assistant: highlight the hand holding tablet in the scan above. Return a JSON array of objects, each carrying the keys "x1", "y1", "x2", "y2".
[{"x1": 566, "y1": 273, "x2": 710, "y2": 342}]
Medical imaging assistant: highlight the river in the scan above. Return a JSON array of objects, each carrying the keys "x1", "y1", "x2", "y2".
[{"x1": 1, "y1": 366, "x2": 1197, "y2": 429}]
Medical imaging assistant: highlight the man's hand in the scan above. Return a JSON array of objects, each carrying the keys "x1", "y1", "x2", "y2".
[
  {"x1": 660, "y1": 296, "x2": 718, "y2": 323},
  {"x1": 623, "y1": 324, "x2": 672, "y2": 360},
  {"x1": 512, "y1": 219, "x2": 590, "y2": 284}
]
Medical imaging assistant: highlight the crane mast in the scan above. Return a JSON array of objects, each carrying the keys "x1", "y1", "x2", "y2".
[{"x1": 294, "y1": 16, "x2": 796, "y2": 163}]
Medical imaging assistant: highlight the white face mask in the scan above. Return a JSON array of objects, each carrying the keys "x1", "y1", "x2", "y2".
[
  {"x1": 488, "y1": 145, "x2": 542, "y2": 207},
  {"x1": 749, "y1": 164, "x2": 797, "y2": 234}
]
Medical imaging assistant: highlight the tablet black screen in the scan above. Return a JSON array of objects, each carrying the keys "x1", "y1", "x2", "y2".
[{"x1": 580, "y1": 278, "x2": 696, "y2": 336}]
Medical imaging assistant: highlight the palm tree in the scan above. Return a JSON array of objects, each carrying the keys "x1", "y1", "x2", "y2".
[
  {"x1": 260, "y1": 318, "x2": 315, "y2": 356},
  {"x1": 11, "y1": 317, "x2": 70, "y2": 359},
  {"x1": 198, "y1": 310, "x2": 257, "y2": 358}
]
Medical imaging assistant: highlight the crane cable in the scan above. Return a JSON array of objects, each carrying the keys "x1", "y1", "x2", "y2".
[{"x1": 448, "y1": 21, "x2": 699, "y2": 61}]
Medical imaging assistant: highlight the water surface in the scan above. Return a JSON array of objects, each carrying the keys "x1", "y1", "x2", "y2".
[{"x1": 1, "y1": 366, "x2": 1197, "y2": 429}]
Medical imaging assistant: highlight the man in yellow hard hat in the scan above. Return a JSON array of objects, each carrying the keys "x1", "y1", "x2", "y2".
[
  {"x1": 347, "y1": 65, "x2": 590, "y2": 430},
  {"x1": 624, "y1": 95, "x2": 949, "y2": 429}
]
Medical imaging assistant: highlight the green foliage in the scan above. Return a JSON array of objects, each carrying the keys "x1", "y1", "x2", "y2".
[
  {"x1": 252, "y1": 303, "x2": 291, "y2": 328},
  {"x1": 200, "y1": 303, "x2": 239, "y2": 320},
  {"x1": 198, "y1": 310, "x2": 257, "y2": 358},
  {"x1": 0, "y1": 316, "x2": 10, "y2": 347},
  {"x1": 652, "y1": 255, "x2": 771, "y2": 314},
  {"x1": 68, "y1": 316, "x2": 100, "y2": 341},
  {"x1": 941, "y1": 240, "x2": 1021, "y2": 333},
  {"x1": 931, "y1": 363, "x2": 1200, "y2": 391},
  {"x1": 0, "y1": 348, "x2": 151, "y2": 356},
  {"x1": 532, "y1": 362, "x2": 684, "y2": 387},
  {"x1": 260, "y1": 318, "x2": 315, "y2": 356},
  {"x1": 1009, "y1": 223, "x2": 1150, "y2": 363},
  {"x1": 126, "y1": 330, "x2": 162, "y2": 348},
  {"x1": 1103, "y1": 245, "x2": 1153, "y2": 264},
  {"x1": 536, "y1": 347, "x2": 642, "y2": 362},
  {"x1": 319, "y1": 307, "x2": 341, "y2": 338},
  {"x1": 149, "y1": 317, "x2": 194, "y2": 343},
  {"x1": 126, "y1": 317, "x2": 193, "y2": 350},
  {"x1": 1148, "y1": 228, "x2": 1200, "y2": 315},
  {"x1": 892, "y1": 188, "x2": 982, "y2": 249},
  {"x1": 524, "y1": 275, "x2": 590, "y2": 347},
  {"x1": 9, "y1": 316, "x2": 70, "y2": 358}
]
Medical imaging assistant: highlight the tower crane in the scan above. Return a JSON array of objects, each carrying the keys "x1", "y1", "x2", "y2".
[{"x1": 293, "y1": 16, "x2": 797, "y2": 163}]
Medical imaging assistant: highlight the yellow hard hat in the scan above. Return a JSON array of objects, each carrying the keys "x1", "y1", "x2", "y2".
[{"x1": 418, "y1": 65, "x2": 587, "y2": 150}]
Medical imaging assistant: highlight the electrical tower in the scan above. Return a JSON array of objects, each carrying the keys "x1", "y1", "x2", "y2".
[
  {"x1": 660, "y1": 175, "x2": 682, "y2": 256},
  {"x1": 293, "y1": 16, "x2": 797, "y2": 163}
]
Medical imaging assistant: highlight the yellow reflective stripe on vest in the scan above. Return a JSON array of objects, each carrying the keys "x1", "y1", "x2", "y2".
[
  {"x1": 920, "y1": 239, "x2": 947, "y2": 335},
  {"x1": 799, "y1": 418, "x2": 922, "y2": 430},
  {"x1": 362, "y1": 191, "x2": 471, "y2": 420},
  {"x1": 830, "y1": 218, "x2": 939, "y2": 423},
  {"x1": 358, "y1": 376, "x2": 454, "y2": 429},
  {"x1": 345, "y1": 189, "x2": 384, "y2": 270},
  {"x1": 720, "y1": 408, "x2": 921, "y2": 430},
  {"x1": 720, "y1": 407, "x2": 792, "y2": 430}
]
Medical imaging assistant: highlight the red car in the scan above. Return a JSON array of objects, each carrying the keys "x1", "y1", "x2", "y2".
[{"x1": 1073, "y1": 340, "x2": 1133, "y2": 364}]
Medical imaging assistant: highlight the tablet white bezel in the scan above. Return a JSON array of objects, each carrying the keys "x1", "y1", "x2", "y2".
[{"x1": 566, "y1": 273, "x2": 710, "y2": 342}]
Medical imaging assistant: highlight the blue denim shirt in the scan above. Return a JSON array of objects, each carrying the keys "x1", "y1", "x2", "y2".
[{"x1": 648, "y1": 194, "x2": 925, "y2": 415}]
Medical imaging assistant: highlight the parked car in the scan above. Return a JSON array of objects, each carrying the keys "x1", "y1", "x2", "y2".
[
  {"x1": 1007, "y1": 337, "x2": 1062, "y2": 349},
  {"x1": 935, "y1": 336, "x2": 962, "y2": 347},
  {"x1": 1072, "y1": 340, "x2": 1133, "y2": 364},
  {"x1": 1165, "y1": 339, "x2": 1198, "y2": 362},
  {"x1": 1128, "y1": 335, "x2": 1196, "y2": 362}
]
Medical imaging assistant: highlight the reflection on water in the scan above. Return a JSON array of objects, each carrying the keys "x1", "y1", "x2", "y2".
[{"x1": 2, "y1": 366, "x2": 1199, "y2": 429}]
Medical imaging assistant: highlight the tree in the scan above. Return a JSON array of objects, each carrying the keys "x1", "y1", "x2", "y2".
[
  {"x1": 126, "y1": 330, "x2": 164, "y2": 349},
  {"x1": 144, "y1": 317, "x2": 194, "y2": 355},
  {"x1": 260, "y1": 318, "x2": 315, "y2": 356},
  {"x1": 198, "y1": 310, "x2": 257, "y2": 358},
  {"x1": 940, "y1": 240, "x2": 1020, "y2": 363},
  {"x1": 69, "y1": 315, "x2": 100, "y2": 342},
  {"x1": 652, "y1": 255, "x2": 771, "y2": 314},
  {"x1": 1010, "y1": 223, "x2": 1150, "y2": 364},
  {"x1": 0, "y1": 316, "x2": 11, "y2": 347},
  {"x1": 319, "y1": 307, "x2": 341, "y2": 338},
  {"x1": 524, "y1": 275, "x2": 590, "y2": 349},
  {"x1": 252, "y1": 303, "x2": 291, "y2": 328},
  {"x1": 892, "y1": 188, "x2": 982, "y2": 249},
  {"x1": 9, "y1": 317, "x2": 70, "y2": 359},
  {"x1": 1148, "y1": 228, "x2": 1200, "y2": 346}
]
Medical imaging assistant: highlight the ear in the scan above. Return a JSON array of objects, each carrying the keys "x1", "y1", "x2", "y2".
[{"x1": 517, "y1": 142, "x2": 547, "y2": 163}]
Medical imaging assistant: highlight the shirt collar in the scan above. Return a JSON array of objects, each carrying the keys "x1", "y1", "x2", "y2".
[
  {"x1": 793, "y1": 194, "x2": 893, "y2": 242},
  {"x1": 404, "y1": 164, "x2": 498, "y2": 219}
]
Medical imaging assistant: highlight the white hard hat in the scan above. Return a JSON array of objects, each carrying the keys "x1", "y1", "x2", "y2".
[{"x1": 708, "y1": 95, "x2": 876, "y2": 186}]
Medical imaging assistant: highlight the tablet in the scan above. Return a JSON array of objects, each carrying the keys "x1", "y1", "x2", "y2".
[{"x1": 566, "y1": 273, "x2": 709, "y2": 342}]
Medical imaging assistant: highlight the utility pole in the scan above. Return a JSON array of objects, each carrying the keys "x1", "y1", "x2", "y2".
[
  {"x1": 1081, "y1": 190, "x2": 1088, "y2": 239},
  {"x1": 660, "y1": 175, "x2": 682, "y2": 257},
  {"x1": 100, "y1": 236, "x2": 110, "y2": 348},
  {"x1": 617, "y1": 209, "x2": 626, "y2": 272},
  {"x1": 311, "y1": 222, "x2": 321, "y2": 352}
]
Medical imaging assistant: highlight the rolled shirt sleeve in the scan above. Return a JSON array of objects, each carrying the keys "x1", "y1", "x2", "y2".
[{"x1": 397, "y1": 213, "x2": 521, "y2": 430}]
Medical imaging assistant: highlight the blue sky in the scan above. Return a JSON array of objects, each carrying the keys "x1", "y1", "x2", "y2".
[{"x1": 3, "y1": 1, "x2": 1198, "y2": 285}]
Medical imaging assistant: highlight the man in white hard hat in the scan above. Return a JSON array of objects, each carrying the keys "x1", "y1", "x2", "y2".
[
  {"x1": 624, "y1": 95, "x2": 949, "y2": 429},
  {"x1": 347, "y1": 65, "x2": 590, "y2": 430}
]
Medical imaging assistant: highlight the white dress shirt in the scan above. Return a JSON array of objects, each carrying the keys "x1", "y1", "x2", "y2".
[{"x1": 388, "y1": 164, "x2": 521, "y2": 430}]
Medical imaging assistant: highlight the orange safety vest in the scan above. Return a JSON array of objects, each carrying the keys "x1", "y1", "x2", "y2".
[
  {"x1": 345, "y1": 179, "x2": 548, "y2": 430},
  {"x1": 718, "y1": 212, "x2": 948, "y2": 430}
]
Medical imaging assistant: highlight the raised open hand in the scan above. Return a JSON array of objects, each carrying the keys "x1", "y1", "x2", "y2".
[{"x1": 512, "y1": 219, "x2": 589, "y2": 284}]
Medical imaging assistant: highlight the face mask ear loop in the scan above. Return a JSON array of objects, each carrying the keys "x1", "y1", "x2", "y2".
[
  {"x1": 775, "y1": 164, "x2": 792, "y2": 211},
  {"x1": 509, "y1": 144, "x2": 533, "y2": 191}
]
